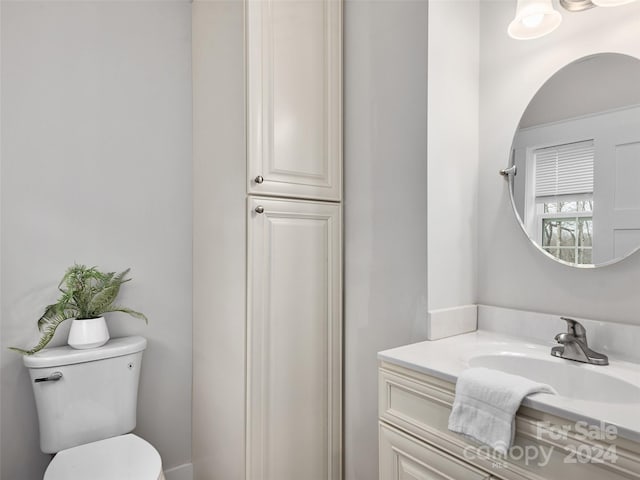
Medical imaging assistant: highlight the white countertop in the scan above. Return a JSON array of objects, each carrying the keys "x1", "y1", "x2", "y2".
[{"x1": 378, "y1": 330, "x2": 640, "y2": 443}]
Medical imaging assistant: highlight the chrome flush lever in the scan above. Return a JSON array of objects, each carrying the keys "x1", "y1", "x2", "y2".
[{"x1": 34, "y1": 371, "x2": 63, "y2": 383}]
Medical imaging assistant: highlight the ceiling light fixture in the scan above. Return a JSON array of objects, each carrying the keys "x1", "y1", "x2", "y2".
[
  {"x1": 559, "y1": 0, "x2": 596, "y2": 11},
  {"x1": 592, "y1": 0, "x2": 636, "y2": 6},
  {"x1": 509, "y1": 0, "x2": 638, "y2": 39},
  {"x1": 508, "y1": 0, "x2": 563, "y2": 40}
]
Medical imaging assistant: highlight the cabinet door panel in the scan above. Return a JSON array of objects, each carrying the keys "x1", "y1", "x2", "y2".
[
  {"x1": 248, "y1": 197, "x2": 342, "y2": 480},
  {"x1": 380, "y1": 423, "x2": 490, "y2": 480},
  {"x1": 247, "y1": 0, "x2": 342, "y2": 201}
]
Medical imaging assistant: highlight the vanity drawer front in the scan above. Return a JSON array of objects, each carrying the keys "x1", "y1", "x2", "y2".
[
  {"x1": 380, "y1": 422, "x2": 491, "y2": 480},
  {"x1": 379, "y1": 366, "x2": 456, "y2": 446}
]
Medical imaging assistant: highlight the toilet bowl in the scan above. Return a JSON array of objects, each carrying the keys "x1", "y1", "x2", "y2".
[{"x1": 44, "y1": 433, "x2": 164, "y2": 480}]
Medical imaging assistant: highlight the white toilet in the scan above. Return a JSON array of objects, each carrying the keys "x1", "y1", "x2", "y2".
[{"x1": 23, "y1": 336, "x2": 165, "y2": 480}]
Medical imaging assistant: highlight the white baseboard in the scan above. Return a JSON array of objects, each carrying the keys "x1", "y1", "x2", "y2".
[
  {"x1": 164, "y1": 463, "x2": 193, "y2": 480},
  {"x1": 427, "y1": 304, "x2": 477, "y2": 340}
]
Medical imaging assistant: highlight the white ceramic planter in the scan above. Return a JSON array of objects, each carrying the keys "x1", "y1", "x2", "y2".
[{"x1": 67, "y1": 317, "x2": 110, "y2": 349}]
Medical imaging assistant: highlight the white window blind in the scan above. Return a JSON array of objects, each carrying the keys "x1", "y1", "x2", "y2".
[{"x1": 534, "y1": 140, "x2": 595, "y2": 198}]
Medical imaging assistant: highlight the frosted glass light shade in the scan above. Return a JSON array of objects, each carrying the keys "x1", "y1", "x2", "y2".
[
  {"x1": 508, "y1": 0, "x2": 563, "y2": 40},
  {"x1": 592, "y1": 0, "x2": 636, "y2": 6}
]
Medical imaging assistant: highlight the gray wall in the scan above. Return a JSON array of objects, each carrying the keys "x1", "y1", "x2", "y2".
[
  {"x1": 0, "y1": 2, "x2": 3, "y2": 475},
  {"x1": 192, "y1": 1, "x2": 247, "y2": 479},
  {"x1": 344, "y1": 1, "x2": 428, "y2": 478},
  {"x1": 478, "y1": 1, "x2": 640, "y2": 325},
  {"x1": 0, "y1": 2, "x2": 193, "y2": 478}
]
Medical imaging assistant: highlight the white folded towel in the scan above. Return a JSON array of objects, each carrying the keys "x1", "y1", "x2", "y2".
[{"x1": 448, "y1": 367, "x2": 556, "y2": 454}]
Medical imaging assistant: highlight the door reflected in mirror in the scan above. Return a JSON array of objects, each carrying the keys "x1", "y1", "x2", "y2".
[{"x1": 509, "y1": 53, "x2": 640, "y2": 267}]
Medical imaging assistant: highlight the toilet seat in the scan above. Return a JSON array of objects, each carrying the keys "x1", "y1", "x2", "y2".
[{"x1": 44, "y1": 434, "x2": 163, "y2": 480}]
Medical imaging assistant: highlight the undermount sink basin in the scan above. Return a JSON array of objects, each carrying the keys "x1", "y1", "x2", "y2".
[{"x1": 468, "y1": 353, "x2": 640, "y2": 404}]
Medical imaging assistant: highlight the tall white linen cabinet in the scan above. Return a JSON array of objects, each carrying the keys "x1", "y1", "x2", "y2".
[{"x1": 193, "y1": 1, "x2": 343, "y2": 479}]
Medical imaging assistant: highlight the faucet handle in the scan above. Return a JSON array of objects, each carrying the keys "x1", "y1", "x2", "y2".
[{"x1": 560, "y1": 317, "x2": 587, "y2": 340}]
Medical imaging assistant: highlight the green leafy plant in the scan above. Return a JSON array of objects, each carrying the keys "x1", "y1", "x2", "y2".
[{"x1": 10, "y1": 264, "x2": 147, "y2": 355}]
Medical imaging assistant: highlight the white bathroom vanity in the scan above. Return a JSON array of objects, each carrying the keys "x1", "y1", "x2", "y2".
[{"x1": 378, "y1": 306, "x2": 640, "y2": 480}]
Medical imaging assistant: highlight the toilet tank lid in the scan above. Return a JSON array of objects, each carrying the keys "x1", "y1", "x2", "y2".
[{"x1": 23, "y1": 336, "x2": 147, "y2": 368}]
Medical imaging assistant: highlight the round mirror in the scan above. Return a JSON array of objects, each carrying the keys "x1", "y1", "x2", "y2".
[{"x1": 508, "y1": 53, "x2": 640, "y2": 268}]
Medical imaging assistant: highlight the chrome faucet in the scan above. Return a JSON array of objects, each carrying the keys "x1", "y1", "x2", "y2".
[{"x1": 551, "y1": 317, "x2": 608, "y2": 365}]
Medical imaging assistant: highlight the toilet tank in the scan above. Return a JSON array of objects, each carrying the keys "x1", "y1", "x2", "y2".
[{"x1": 23, "y1": 336, "x2": 147, "y2": 454}]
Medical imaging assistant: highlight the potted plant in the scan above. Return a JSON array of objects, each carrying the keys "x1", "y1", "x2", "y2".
[{"x1": 10, "y1": 264, "x2": 147, "y2": 355}]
